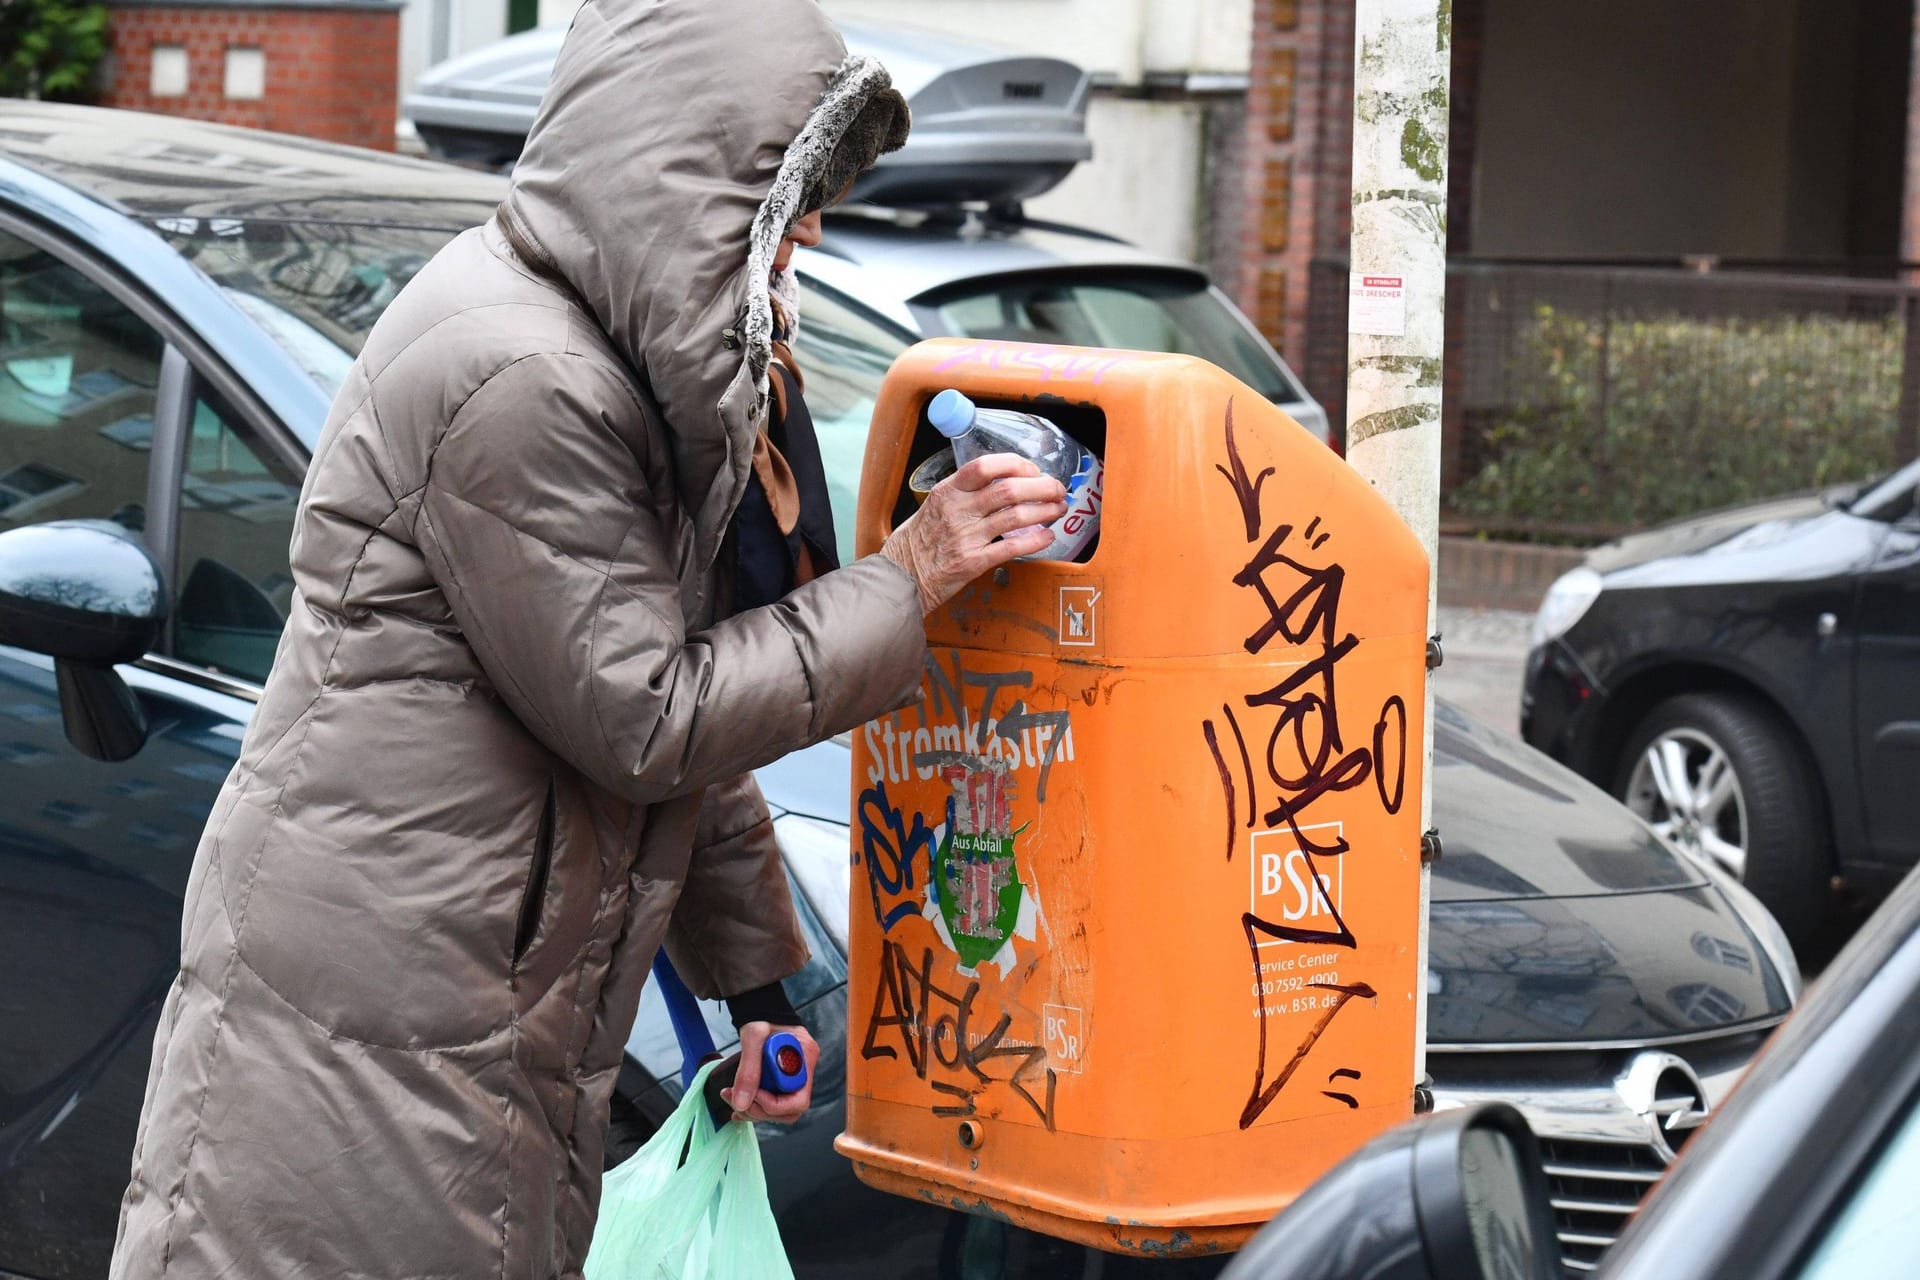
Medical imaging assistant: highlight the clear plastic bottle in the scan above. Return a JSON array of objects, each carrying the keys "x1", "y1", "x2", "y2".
[{"x1": 927, "y1": 388, "x2": 1103, "y2": 562}]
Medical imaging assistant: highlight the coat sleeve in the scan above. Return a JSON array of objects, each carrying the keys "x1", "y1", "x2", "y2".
[
  {"x1": 414, "y1": 353, "x2": 926, "y2": 806},
  {"x1": 662, "y1": 772, "x2": 810, "y2": 1000}
]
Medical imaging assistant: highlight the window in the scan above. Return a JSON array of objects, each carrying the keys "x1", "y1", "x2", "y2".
[
  {"x1": 922, "y1": 270, "x2": 1307, "y2": 405},
  {"x1": 150, "y1": 45, "x2": 189, "y2": 98},
  {"x1": 170, "y1": 390, "x2": 301, "y2": 685},
  {"x1": 1793, "y1": 1090, "x2": 1920, "y2": 1277},
  {"x1": 152, "y1": 217, "x2": 482, "y2": 397},
  {"x1": 788, "y1": 283, "x2": 911, "y2": 557},
  {"x1": 0, "y1": 232, "x2": 162, "y2": 537},
  {"x1": 1850, "y1": 457, "x2": 1920, "y2": 525},
  {"x1": 223, "y1": 47, "x2": 266, "y2": 101}
]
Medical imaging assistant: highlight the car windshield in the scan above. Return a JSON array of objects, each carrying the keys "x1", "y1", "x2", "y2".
[
  {"x1": 918, "y1": 270, "x2": 1305, "y2": 405},
  {"x1": 150, "y1": 218, "x2": 471, "y2": 394},
  {"x1": 1849, "y1": 456, "x2": 1920, "y2": 523}
]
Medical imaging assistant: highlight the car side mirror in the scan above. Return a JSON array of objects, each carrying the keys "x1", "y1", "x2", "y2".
[
  {"x1": 0, "y1": 520, "x2": 166, "y2": 762},
  {"x1": 1220, "y1": 1103, "x2": 1562, "y2": 1280}
]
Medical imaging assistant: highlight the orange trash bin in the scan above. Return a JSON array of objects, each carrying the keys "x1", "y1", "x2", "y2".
[{"x1": 837, "y1": 338, "x2": 1429, "y2": 1256}]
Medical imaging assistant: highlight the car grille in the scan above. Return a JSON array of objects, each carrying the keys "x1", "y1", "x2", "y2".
[{"x1": 1538, "y1": 1137, "x2": 1672, "y2": 1273}]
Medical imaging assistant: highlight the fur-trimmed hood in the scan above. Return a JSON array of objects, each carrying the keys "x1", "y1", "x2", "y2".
[{"x1": 499, "y1": 0, "x2": 908, "y2": 576}]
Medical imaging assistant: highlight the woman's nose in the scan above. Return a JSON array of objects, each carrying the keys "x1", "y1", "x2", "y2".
[{"x1": 788, "y1": 210, "x2": 824, "y2": 248}]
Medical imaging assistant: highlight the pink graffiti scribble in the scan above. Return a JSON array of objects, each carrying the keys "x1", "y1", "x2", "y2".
[{"x1": 930, "y1": 341, "x2": 1146, "y2": 385}]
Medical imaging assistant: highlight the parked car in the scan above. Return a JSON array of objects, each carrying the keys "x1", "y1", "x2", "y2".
[
  {"x1": 0, "y1": 104, "x2": 1796, "y2": 1278},
  {"x1": 403, "y1": 19, "x2": 1097, "y2": 211},
  {"x1": 1522, "y1": 464, "x2": 1920, "y2": 954},
  {"x1": 1226, "y1": 858, "x2": 1920, "y2": 1280}
]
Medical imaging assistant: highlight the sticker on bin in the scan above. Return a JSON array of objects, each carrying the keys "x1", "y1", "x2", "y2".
[
  {"x1": 1044, "y1": 1003, "x2": 1085, "y2": 1074},
  {"x1": 1058, "y1": 585, "x2": 1100, "y2": 647},
  {"x1": 1250, "y1": 823, "x2": 1344, "y2": 945}
]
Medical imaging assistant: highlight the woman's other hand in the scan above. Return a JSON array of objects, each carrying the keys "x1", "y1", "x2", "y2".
[
  {"x1": 879, "y1": 455, "x2": 1069, "y2": 615},
  {"x1": 726, "y1": 1022, "x2": 821, "y2": 1124}
]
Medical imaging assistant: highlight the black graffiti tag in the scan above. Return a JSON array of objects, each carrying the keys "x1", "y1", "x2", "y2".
[
  {"x1": 918, "y1": 650, "x2": 1073, "y2": 802},
  {"x1": 1201, "y1": 403, "x2": 1410, "y2": 1130},
  {"x1": 861, "y1": 939, "x2": 1059, "y2": 1130},
  {"x1": 1238, "y1": 919, "x2": 1375, "y2": 1129},
  {"x1": 1213, "y1": 396, "x2": 1273, "y2": 541}
]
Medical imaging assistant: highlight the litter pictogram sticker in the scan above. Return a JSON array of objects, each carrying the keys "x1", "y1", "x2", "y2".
[{"x1": 1058, "y1": 585, "x2": 1101, "y2": 648}]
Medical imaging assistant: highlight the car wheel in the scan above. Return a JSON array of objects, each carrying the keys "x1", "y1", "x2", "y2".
[{"x1": 1616, "y1": 692, "x2": 1829, "y2": 950}]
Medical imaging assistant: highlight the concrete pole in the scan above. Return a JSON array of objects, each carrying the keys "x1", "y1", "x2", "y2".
[{"x1": 1345, "y1": 0, "x2": 1448, "y2": 1092}]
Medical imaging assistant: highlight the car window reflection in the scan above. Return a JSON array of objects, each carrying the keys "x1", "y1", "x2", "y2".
[{"x1": 153, "y1": 219, "x2": 474, "y2": 395}]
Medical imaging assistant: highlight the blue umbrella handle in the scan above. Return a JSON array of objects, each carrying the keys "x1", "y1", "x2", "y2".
[{"x1": 701, "y1": 1031, "x2": 810, "y2": 1129}]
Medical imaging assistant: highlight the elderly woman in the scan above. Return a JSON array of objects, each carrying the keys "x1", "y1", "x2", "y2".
[{"x1": 108, "y1": 2, "x2": 1064, "y2": 1276}]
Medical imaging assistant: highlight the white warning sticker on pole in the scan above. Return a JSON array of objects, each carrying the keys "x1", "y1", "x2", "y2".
[{"x1": 1348, "y1": 273, "x2": 1408, "y2": 337}]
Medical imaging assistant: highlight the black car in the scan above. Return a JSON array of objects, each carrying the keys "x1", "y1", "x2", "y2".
[
  {"x1": 0, "y1": 103, "x2": 1796, "y2": 1278},
  {"x1": 1224, "y1": 857, "x2": 1920, "y2": 1280},
  {"x1": 1522, "y1": 462, "x2": 1920, "y2": 952}
]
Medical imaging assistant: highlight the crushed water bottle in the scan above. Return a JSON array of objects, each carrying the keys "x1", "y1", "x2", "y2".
[{"x1": 928, "y1": 388, "x2": 1103, "y2": 562}]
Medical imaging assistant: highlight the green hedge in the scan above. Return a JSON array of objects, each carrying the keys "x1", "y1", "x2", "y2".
[{"x1": 1451, "y1": 304, "x2": 1905, "y2": 531}]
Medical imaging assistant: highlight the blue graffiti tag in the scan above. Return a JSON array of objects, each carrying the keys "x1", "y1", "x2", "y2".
[{"x1": 857, "y1": 780, "x2": 939, "y2": 932}]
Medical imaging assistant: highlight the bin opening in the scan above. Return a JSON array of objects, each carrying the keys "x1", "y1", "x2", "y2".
[{"x1": 889, "y1": 394, "x2": 1108, "y2": 562}]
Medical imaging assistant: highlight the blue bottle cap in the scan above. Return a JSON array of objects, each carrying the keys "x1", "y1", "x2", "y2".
[{"x1": 928, "y1": 388, "x2": 976, "y2": 438}]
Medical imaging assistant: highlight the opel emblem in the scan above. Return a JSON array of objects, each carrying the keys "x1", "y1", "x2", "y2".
[{"x1": 1616, "y1": 1052, "x2": 1711, "y2": 1162}]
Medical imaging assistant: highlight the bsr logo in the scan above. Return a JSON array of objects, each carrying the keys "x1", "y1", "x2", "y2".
[
  {"x1": 1042, "y1": 1003, "x2": 1084, "y2": 1073},
  {"x1": 1045, "y1": 1013, "x2": 1079, "y2": 1060},
  {"x1": 1258, "y1": 848, "x2": 1341, "y2": 922}
]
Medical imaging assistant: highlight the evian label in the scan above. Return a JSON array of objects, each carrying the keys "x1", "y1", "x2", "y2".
[{"x1": 1025, "y1": 452, "x2": 1102, "y2": 562}]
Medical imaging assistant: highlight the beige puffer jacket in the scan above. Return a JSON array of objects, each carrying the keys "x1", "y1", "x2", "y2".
[{"x1": 110, "y1": 2, "x2": 922, "y2": 1275}]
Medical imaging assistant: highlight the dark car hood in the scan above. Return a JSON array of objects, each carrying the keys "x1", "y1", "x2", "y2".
[
  {"x1": 1426, "y1": 700, "x2": 1708, "y2": 901},
  {"x1": 761, "y1": 700, "x2": 1713, "y2": 903},
  {"x1": 1426, "y1": 887, "x2": 1792, "y2": 1045},
  {"x1": 1585, "y1": 490, "x2": 1832, "y2": 575}
]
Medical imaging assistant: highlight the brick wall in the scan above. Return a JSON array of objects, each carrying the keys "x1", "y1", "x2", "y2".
[
  {"x1": 101, "y1": 3, "x2": 401, "y2": 151},
  {"x1": 1237, "y1": 0, "x2": 1355, "y2": 368}
]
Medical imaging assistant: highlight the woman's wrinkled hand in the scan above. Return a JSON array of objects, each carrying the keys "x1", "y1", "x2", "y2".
[{"x1": 879, "y1": 454, "x2": 1069, "y2": 615}]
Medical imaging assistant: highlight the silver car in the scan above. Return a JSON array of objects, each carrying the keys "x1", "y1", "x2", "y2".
[{"x1": 405, "y1": 18, "x2": 1096, "y2": 207}]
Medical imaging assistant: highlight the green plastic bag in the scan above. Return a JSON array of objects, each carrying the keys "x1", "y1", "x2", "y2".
[{"x1": 584, "y1": 1060, "x2": 795, "y2": 1280}]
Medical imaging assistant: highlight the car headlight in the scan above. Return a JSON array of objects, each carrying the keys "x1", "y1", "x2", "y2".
[
  {"x1": 1707, "y1": 866, "x2": 1804, "y2": 1004},
  {"x1": 1529, "y1": 567, "x2": 1603, "y2": 649},
  {"x1": 1665, "y1": 836, "x2": 1804, "y2": 1004}
]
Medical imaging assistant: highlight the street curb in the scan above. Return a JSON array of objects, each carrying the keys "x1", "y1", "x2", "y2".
[{"x1": 1437, "y1": 536, "x2": 1584, "y2": 614}]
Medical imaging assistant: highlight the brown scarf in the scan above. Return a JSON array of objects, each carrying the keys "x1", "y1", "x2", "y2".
[{"x1": 752, "y1": 323, "x2": 824, "y2": 585}]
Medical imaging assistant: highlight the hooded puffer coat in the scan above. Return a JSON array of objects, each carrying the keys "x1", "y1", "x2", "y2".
[{"x1": 110, "y1": 2, "x2": 922, "y2": 1275}]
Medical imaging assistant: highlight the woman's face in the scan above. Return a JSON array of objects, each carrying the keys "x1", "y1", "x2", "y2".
[{"x1": 774, "y1": 209, "x2": 824, "y2": 271}]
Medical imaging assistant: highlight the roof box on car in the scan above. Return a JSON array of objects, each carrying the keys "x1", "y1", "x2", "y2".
[{"x1": 403, "y1": 19, "x2": 1092, "y2": 207}]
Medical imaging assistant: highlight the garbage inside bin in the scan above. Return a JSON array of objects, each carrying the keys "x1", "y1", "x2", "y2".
[{"x1": 840, "y1": 338, "x2": 1430, "y2": 1256}]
